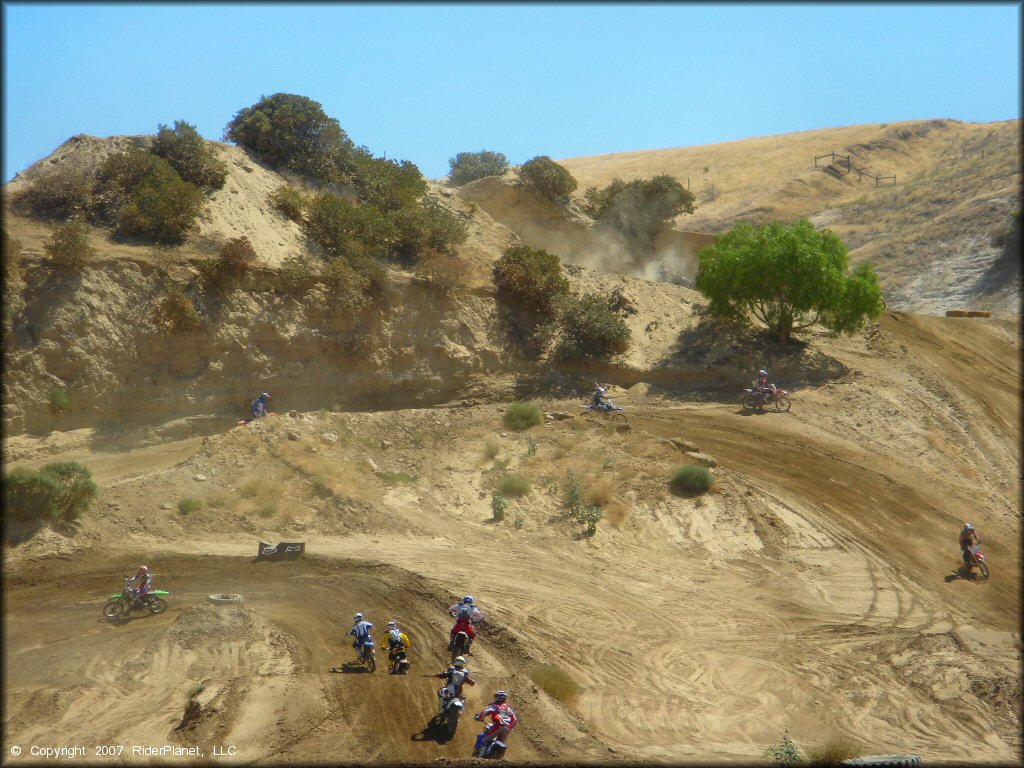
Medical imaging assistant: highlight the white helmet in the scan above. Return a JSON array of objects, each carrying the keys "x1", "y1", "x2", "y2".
[
  {"x1": 354, "y1": 612, "x2": 363, "y2": 621},
  {"x1": 453, "y1": 656, "x2": 466, "y2": 668},
  {"x1": 387, "y1": 620, "x2": 397, "y2": 630},
  {"x1": 963, "y1": 522, "x2": 975, "y2": 531},
  {"x1": 261, "y1": 392, "x2": 270, "y2": 398},
  {"x1": 463, "y1": 595, "x2": 475, "y2": 605},
  {"x1": 759, "y1": 370, "x2": 768, "y2": 377}
]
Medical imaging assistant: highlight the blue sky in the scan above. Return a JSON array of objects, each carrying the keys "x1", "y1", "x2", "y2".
[{"x1": 2, "y1": 2, "x2": 1020, "y2": 182}]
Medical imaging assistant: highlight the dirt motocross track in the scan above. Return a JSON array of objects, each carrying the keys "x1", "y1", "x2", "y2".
[{"x1": 3, "y1": 311, "x2": 1020, "y2": 765}]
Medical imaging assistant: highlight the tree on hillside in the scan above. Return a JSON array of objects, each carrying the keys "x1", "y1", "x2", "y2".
[
  {"x1": 583, "y1": 175, "x2": 695, "y2": 253},
  {"x1": 151, "y1": 120, "x2": 228, "y2": 192},
  {"x1": 516, "y1": 156, "x2": 577, "y2": 202},
  {"x1": 223, "y1": 93, "x2": 355, "y2": 184},
  {"x1": 493, "y1": 244, "x2": 570, "y2": 352},
  {"x1": 448, "y1": 150, "x2": 509, "y2": 186},
  {"x1": 695, "y1": 219, "x2": 884, "y2": 345},
  {"x1": 349, "y1": 149, "x2": 427, "y2": 212}
]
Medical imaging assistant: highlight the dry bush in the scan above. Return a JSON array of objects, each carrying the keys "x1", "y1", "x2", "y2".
[
  {"x1": 603, "y1": 500, "x2": 631, "y2": 529},
  {"x1": 240, "y1": 476, "x2": 279, "y2": 500},
  {"x1": 483, "y1": 438, "x2": 501, "y2": 460},
  {"x1": 413, "y1": 252, "x2": 467, "y2": 296},
  {"x1": 219, "y1": 236, "x2": 258, "y2": 275},
  {"x1": 44, "y1": 219, "x2": 96, "y2": 268},
  {"x1": 496, "y1": 473, "x2": 531, "y2": 497},
  {"x1": 529, "y1": 664, "x2": 580, "y2": 702},
  {"x1": 14, "y1": 166, "x2": 96, "y2": 220},
  {"x1": 806, "y1": 736, "x2": 862, "y2": 767},
  {"x1": 151, "y1": 287, "x2": 202, "y2": 333},
  {"x1": 268, "y1": 185, "x2": 307, "y2": 222}
]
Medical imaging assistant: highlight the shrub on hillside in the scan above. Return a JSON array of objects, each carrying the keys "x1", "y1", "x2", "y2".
[
  {"x1": 806, "y1": 736, "x2": 862, "y2": 767},
  {"x1": 670, "y1": 465, "x2": 714, "y2": 496},
  {"x1": 503, "y1": 401, "x2": 543, "y2": 431},
  {"x1": 494, "y1": 245, "x2": 570, "y2": 351},
  {"x1": 219, "y1": 236, "x2": 258, "y2": 276},
  {"x1": 223, "y1": 93, "x2": 356, "y2": 184},
  {"x1": 529, "y1": 664, "x2": 580, "y2": 702},
  {"x1": 491, "y1": 491, "x2": 508, "y2": 522},
  {"x1": 497, "y1": 473, "x2": 531, "y2": 497},
  {"x1": 390, "y1": 197, "x2": 469, "y2": 262},
  {"x1": 3, "y1": 230, "x2": 26, "y2": 328},
  {"x1": 517, "y1": 156, "x2": 577, "y2": 202},
  {"x1": 412, "y1": 252, "x2": 466, "y2": 296},
  {"x1": 350, "y1": 150, "x2": 427, "y2": 212},
  {"x1": 178, "y1": 496, "x2": 203, "y2": 514},
  {"x1": 151, "y1": 120, "x2": 228, "y2": 191},
  {"x1": 320, "y1": 257, "x2": 371, "y2": 311},
  {"x1": 304, "y1": 193, "x2": 395, "y2": 261},
  {"x1": 555, "y1": 292, "x2": 631, "y2": 360},
  {"x1": 448, "y1": 150, "x2": 509, "y2": 186},
  {"x1": 48, "y1": 386, "x2": 70, "y2": 414},
  {"x1": 584, "y1": 175, "x2": 695, "y2": 252},
  {"x1": 268, "y1": 185, "x2": 307, "y2": 222},
  {"x1": 3, "y1": 461, "x2": 97, "y2": 541},
  {"x1": 44, "y1": 219, "x2": 96, "y2": 268},
  {"x1": 276, "y1": 255, "x2": 319, "y2": 293},
  {"x1": 113, "y1": 157, "x2": 205, "y2": 243},
  {"x1": 13, "y1": 165, "x2": 96, "y2": 220},
  {"x1": 151, "y1": 286, "x2": 203, "y2": 333}
]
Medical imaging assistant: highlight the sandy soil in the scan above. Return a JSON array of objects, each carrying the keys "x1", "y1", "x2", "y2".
[{"x1": 3, "y1": 311, "x2": 1019, "y2": 765}]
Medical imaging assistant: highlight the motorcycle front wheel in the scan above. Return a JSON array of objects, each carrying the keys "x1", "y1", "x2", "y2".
[
  {"x1": 775, "y1": 396, "x2": 791, "y2": 412},
  {"x1": 367, "y1": 650, "x2": 377, "y2": 672},
  {"x1": 148, "y1": 598, "x2": 168, "y2": 614},
  {"x1": 103, "y1": 600, "x2": 125, "y2": 619},
  {"x1": 609, "y1": 412, "x2": 627, "y2": 424},
  {"x1": 978, "y1": 560, "x2": 990, "y2": 580}
]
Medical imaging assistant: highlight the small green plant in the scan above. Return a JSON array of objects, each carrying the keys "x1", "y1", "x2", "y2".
[
  {"x1": 529, "y1": 663, "x2": 580, "y2": 702},
  {"x1": 3, "y1": 461, "x2": 97, "y2": 541},
  {"x1": 257, "y1": 502, "x2": 278, "y2": 518},
  {"x1": 580, "y1": 501, "x2": 603, "y2": 536},
  {"x1": 269, "y1": 185, "x2": 306, "y2": 222},
  {"x1": 47, "y1": 386, "x2": 70, "y2": 414},
  {"x1": 670, "y1": 465, "x2": 714, "y2": 496},
  {"x1": 187, "y1": 681, "x2": 208, "y2": 699},
  {"x1": 151, "y1": 287, "x2": 202, "y2": 333},
  {"x1": 513, "y1": 516, "x2": 525, "y2": 530},
  {"x1": 497, "y1": 473, "x2": 530, "y2": 497},
  {"x1": 178, "y1": 496, "x2": 202, "y2": 514},
  {"x1": 491, "y1": 491, "x2": 508, "y2": 522},
  {"x1": 44, "y1": 219, "x2": 95, "y2": 268},
  {"x1": 483, "y1": 438, "x2": 501, "y2": 460},
  {"x1": 379, "y1": 471, "x2": 417, "y2": 485},
  {"x1": 563, "y1": 470, "x2": 584, "y2": 519},
  {"x1": 525, "y1": 436, "x2": 539, "y2": 456},
  {"x1": 503, "y1": 401, "x2": 543, "y2": 431},
  {"x1": 409, "y1": 431, "x2": 425, "y2": 448},
  {"x1": 765, "y1": 727, "x2": 801, "y2": 767}
]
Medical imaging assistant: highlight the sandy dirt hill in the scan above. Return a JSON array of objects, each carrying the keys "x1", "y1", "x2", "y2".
[{"x1": 2, "y1": 122, "x2": 1021, "y2": 765}]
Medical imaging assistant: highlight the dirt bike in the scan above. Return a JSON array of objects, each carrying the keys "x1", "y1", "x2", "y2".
[
  {"x1": 388, "y1": 649, "x2": 412, "y2": 675},
  {"x1": 103, "y1": 578, "x2": 169, "y2": 620},
  {"x1": 582, "y1": 402, "x2": 628, "y2": 424},
  {"x1": 356, "y1": 638, "x2": 377, "y2": 672},
  {"x1": 742, "y1": 387, "x2": 791, "y2": 412},
  {"x1": 450, "y1": 630, "x2": 471, "y2": 662},
  {"x1": 236, "y1": 411, "x2": 277, "y2": 426},
  {"x1": 473, "y1": 723, "x2": 511, "y2": 759},
  {"x1": 963, "y1": 545, "x2": 990, "y2": 580},
  {"x1": 438, "y1": 690, "x2": 466, "y2": 738}
]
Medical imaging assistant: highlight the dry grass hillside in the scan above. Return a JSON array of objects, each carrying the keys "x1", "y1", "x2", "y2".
[{"x1": 2, "y1": 121, "x2": 1021, "y2": 765}]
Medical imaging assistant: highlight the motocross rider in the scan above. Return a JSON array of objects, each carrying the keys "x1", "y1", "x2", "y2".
[
  {"x1": 127, "y1": 565, "x2": 152, "y2": 611},
  {"x1": 347, "y1": 612, "x2": 374, "y2": 657},
  {"x1": 959, "y1": 522, "x2": 982, "y2": 569},
  {"x1": 385, "y1": 620, "x2": 411, "y2": 674},
  {"x1": 475, "y1": 690, "x2": 518, "y2": 753},
  {"x1": 251, "y1": 392, "x2": 271, "y2": 419},
  {"x1": 450, "y1": 595, "x2": 480, "y2": 622},
  {"x1": 755, "y1": 369, "x2": 777, "y2": 402},
  {"x1": 592, "y1": 385, "x2": 612, "y2": 410},
  {"x1": 436, "y1": 656, "x2": 476, "y2": 706},
  {"x1": 449, "y1": 612, "x2": 477, "y2": 653}
]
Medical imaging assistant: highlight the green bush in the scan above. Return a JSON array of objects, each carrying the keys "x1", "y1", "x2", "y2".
[
  {"x1": 491, "y1": 491, "x2": 508, "y2": 522},
  {"x1": 48, "y1": 386, "x2": 70, "y2": 413},
  {"x1": 579, "y1": 501, "x2": 603, "y2": 536},
  {"x1": 517, "y1": 156, "x2": 577, "y2": 202},
  {"x1": 390, "y1": 198, "x2": 469, "y2": 262},
  {"x1": 529, "y1": 664, "x2": 580, "y2": 702},
  {"x1": 151, "y1": 287, "x2": 202, "y2": 333},
  {"x1": 563, "y1": 469, "x2": 584, "y2": 518},
  {"x1": 223, "y1": 93, "x2": 355, "y2": 184},
  {"x1": 3, "y1": 462, "x2": 97, "y2": 540},
  {"x1": 412, "y1": 252, "x2": 466, "y2": 296},
  {"x1": 151, "y1": 120, "x2": 228, "y2": 191},
  {"x1": 277, "y1": 255, "x2": 319, "y2": 293},
  {"x1": 503, "y1": 401, "x2": 543, "y2": 431},
  {"x1": 304, "y1": 193, "x2": 395, "y2": 261},
  {"x1": 584, "y1": 175, "x2": 695, "y2": 252},
  {"x1": 497, "y1": 473, "x2": 531, "y2": 497},
  {"x1": 765, "y1": 727, "x2": 802, "y2": 767},
  {"x1": 448, "y1": 150, "x2": 509, "y2": 186},
  {"x1": 321, "y1": 257, "x2": 371, "y2": 311},
  {"x1": 178, "y1": 496, "x2": 203, "y2": 514},
  {"x1": 44, "y1": 219, "x2": 96, "y2": 268},
  {"x1": 350, "y1": 150, "x2": 427, "y2": 212},
  {"x1": 13, "y1": 165, "x2": 96, "y2": 220},
  {"x1": 114, "y1": 156, "x2": 205, "y2": 243},
  {"x1": 670, "y1": 464, "x2": 714, "y2": 496},
  {"x1": 555, "y1": 292, "x2": 631, "y2": 360},
  {"x1": 494, "y1": 245, "x2": 570, "y2": 350},
  {"x1": 268, "y1": 185, "x2": 307, "y2": 222}
]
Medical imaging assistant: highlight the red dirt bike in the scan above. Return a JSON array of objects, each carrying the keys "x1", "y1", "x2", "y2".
[
  {"x1": 236, "y1": 411, "x2": 277, "y2": 426},
  {"x1": 742, "y1": 387, "x2": 791, "y2": 412},
  {"x1": 962, "y1": 545, "x2": 990, "y2": 580}
]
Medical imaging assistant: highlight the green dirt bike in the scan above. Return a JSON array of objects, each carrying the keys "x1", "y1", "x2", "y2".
[{"x1": 103, "y1": 578, "x2": 169, "y2": 620}]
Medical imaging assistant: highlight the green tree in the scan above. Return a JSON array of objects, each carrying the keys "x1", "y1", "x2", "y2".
[
  {"x1": 304, "y1": 193, "x2": 396, "y2": 262},
  {"x1": 555, "y1": 293, "x2": 631, "y2": 360},
  {"x1": 44, "y1": 219, "x2": 96, "y2": 268},
  {"x1": 223, "y1": 93, "x2": 355, "y2": 184},
  {"x1": 493, "y1": 245, "x2": 570, "y2": 350},
  {"x1": 350, "y1": 149, "x2": 427, "y2": 212},
  {"x1": 390, "y1": 197, "x2": 469, "y2": 262},
  {"x1": 695, "y1": 219, "x2": 884, "y2": 345},
  {"x1": 151, "y1": 120, "x2": 228, "y2": 191},
  {"x1": 448, "y1": 150, "x2": 509, "y2": 186},
  {"x1": 584, "y1": 175, "x2": 695, "y2": 251},
  {"x1": 114, "y1": 158, "x2": 205, "y2": 244},
  {"x1": 517, "y1": 156, "x2": 577, "y2": 202}
]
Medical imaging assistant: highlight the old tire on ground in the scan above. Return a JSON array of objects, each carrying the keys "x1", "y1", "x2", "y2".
[
  {"x1": 840, "y1": 756, "x2": 921, "y2": 767},
  {"x1": 207, "y1": 594, "x2": 244, "y2": 605}
]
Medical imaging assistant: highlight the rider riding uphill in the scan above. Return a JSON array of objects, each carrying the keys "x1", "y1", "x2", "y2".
[
  {"x1": 347, "y1": 612, "x2": 374, "y2": 652},
  {"x1": 592, "y1": 385, "x2": 611, "y2": 410},
  {"x1": 755, "y1": 369, "x2": 777, "y2": 402},
  {"x1": 385, "y1": 620, "x2": 411, "y2": 673},
  {"x1": 251, "y1": 392, "x2": 271, "y2": 419},
  {"x1": 959, "y1": 522, "x2": 982, "y2": 566},
  {"x1": 436, "y1": 656, "x2": 476, "y2": 703},
  {"x1": 127, "y1": 565, "x2": 152, "y2": 611},
  {"x1": 475, "y1": 690, "x2": 518, "y2": 753}
]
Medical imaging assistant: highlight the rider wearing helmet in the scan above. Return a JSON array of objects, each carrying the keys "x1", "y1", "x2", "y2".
[
  {"x1": 385, "y1": 620, "x2": 411, "y2": 674},
  {"x1": 127, "y1": 565, "x2": 152, "y2": 612},
  {"x1": 347, "y1": 612, "x2": 374, "y2": 655},
  {"x1": 436, "y1": 655, "x2": 476, "y2": 704},
  {"x1": 592, "y1": 385, "x2": 611, "y2": 411},
  {"x1": 451, "y1": 595, "x2": 481, "y2": 622},
  {"x1": 959, "y1": 522, "x2": 982, "y2": 569},
  {"x1": 251, "y1": 392, "x2": 271, "y2": 419},
  {"x1": 475, "y1": 690, "x2": 518, "y2": 754},
  {"x1": 755, "y1": 369, "x2": 776, "y2": 403}
]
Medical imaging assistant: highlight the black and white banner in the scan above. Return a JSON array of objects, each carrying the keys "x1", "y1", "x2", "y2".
[{"x1": 257, "y1": 541, "x2": 305, "y2": 560}]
